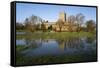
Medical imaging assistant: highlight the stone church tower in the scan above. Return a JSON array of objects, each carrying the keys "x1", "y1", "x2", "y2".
[{"x1": 59, "y1": 12, "x2": 66, "y2": 22}]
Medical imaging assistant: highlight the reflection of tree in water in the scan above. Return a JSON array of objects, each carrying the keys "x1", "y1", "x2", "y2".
[
  {"x1": 24, "y1": 32, "x2": 50, "y2": 47},
  {"x1": 57, "y1": 37, "x2": 84, "y2": 50},
  {"x1": 86, "y1": 36, "x2": 95, "y2": 44},
  {"x1": 24, "y1": 35, "x2": 43, "y2": 50}
]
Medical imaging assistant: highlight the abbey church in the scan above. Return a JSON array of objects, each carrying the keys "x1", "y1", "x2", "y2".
[{"x1": 43, "y1": 12, "x2": 77, "y2": 32}]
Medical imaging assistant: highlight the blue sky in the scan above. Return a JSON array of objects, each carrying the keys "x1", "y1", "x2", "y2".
[{"x1": 16, "y1": 3, "x2": 96, "y2": 23}]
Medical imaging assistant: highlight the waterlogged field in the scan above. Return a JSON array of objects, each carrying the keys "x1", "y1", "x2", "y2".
[{"x1": 16, "y1": 32, "x2": 97, "y2": 65}]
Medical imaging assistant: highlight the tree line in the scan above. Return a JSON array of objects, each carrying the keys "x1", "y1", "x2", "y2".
[{"x1": 16, "y1": 13, "x2": 96, "y2": 32}]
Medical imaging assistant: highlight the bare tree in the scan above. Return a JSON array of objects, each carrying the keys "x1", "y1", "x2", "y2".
[
  {"x1": 68, "y1": 15, "x2": 76, "y2": 23},
  {"x1": 41, "y1": 22, "x2": 46, "y2": 32},
  {"x1": 24, "y1": 18, "x2": 34, "y2": 32},
  {"x1": 24, "y1": 15, "x2": 43, "y2": 32},
  {"x1": 76, "y1": 13, "x2": 85, "y2": 31},
  {"x1": 56, "y1": 20, "x2": 64, "y2": 32}
]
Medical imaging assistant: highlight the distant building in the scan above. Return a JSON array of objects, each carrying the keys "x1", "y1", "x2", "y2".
[{"x1": 42, "y1": 12, "x2": 77, "y2": 32}]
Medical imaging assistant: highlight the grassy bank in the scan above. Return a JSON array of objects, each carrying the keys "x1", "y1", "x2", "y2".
[
  {"x1": 16, "y1": 52, "x2": 97, "y2": 66},
  {"x1": 16, "y1": 32, "x2": 95, "y2": 40}
]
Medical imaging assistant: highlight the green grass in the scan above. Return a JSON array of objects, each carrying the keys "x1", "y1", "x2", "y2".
[
  {"x1": 16, "y1": 52, "x2": 97, "y2": 66},
  {"x1": 16, "y1": 32, "x2": 95, "y2": 40},
  {"x1": 16, "y1": 45, "x2": 28, "y2": 52},
  {"x1": 16, "y1": 29, "x2": 26, "y2": 32}
]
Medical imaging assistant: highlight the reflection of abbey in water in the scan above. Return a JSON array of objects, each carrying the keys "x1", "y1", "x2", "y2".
[
  {"x1": 42, "y1": 12, "x2": 77, "y2": 32},
  {"x1": 57, "y1": 38, "x2": 84, "y2": 50}
]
